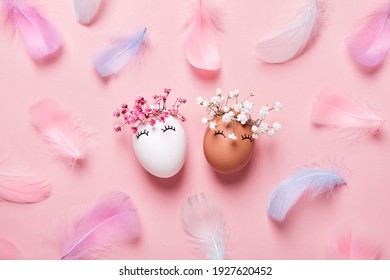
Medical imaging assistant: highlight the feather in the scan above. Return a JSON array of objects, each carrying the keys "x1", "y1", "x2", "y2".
[
  {"x1": 61, "y1": 192, "x2": 140, "y2": 260},
  {"x1": 347, "y1": 3, "x2": 390, "y2": 68},
  {"x1": 330, "y1": 225, "x2": 380, "y2": 260},
  {"x1": 312, "y1": 89, "x2": 384, "y2": 139},
  {"x1": 91, "y1": 27, "x2": 147, "y2": 78},
  {"x1": 29, "y1": 98, "x2": 92, "y2": 165},
  {"x1": 72, "y1": 0, "x2": 102, "y2": 25},
  {"x1": 0, "y1": 238, "x2": 22, "y2": 260},
  {"x1": 3, "y1": 0, "x2": 63, "y2": 60},
  {"x1": 267, "y1": 168, "x2": 347, "y2": 222},
  {"x1": 0, "y1": 170, "x2": 50, "y2": 204},
  {"x1": 185, "y1": 0, "x2": 221, "y2": 71},
  {"x1": 254, "y1": 0, "x2": 323, "y2": 63},
  {"x1": 182, "y1": 193, "x2": 225, "y2": 260}
]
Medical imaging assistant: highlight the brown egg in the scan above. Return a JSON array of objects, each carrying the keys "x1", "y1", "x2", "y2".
[{"x1": 203, "y1": 117, "x2": 255, "y2": 174}]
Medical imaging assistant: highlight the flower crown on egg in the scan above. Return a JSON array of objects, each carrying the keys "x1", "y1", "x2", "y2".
[
  {"x1": 197, "y1": 88, "x2": 282, "y2": 140},
  {"x1": 113, "y1": 88, "x2": 186, "y2": 134}
]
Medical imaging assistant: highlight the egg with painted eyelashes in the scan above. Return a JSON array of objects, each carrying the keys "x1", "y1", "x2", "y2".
[
  {"x1": 132, "y1": 116, "x2": 187, "y2": 178},
  {"x1": 203, "y1": 117, "x2": 255, "y2": 174}
]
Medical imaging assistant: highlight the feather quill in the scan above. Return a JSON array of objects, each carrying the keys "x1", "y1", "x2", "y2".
[
  {"x1": 0, "y1": 170, "x2": 50, "y2": 204},
  {"x1": 185, "y1": 0, "x2": 221, "y2": 71},
  {"x1": 330, "y1": 225, "x2": 380, "y2": 260},
  {"x1": 61, "y1": 192, "x2": 140, "y2": 260},
  {"x1": 255, "y1": 0, "x2": 323, "y2": 63},
  {"x1": 182, "y1": 193, "x2": 225, "y2": 260},
  {"x1": 347, "y1": 3, "x2": 390, "y2": 68},
  {"x1": 312, "y1": 89, "x2": 384, "y2": 139},
  {"x1": 3, "y1": 0, "x2": 63, "y2": 60},
  {"x1": 267, "y1": 168, "x2": 347, "y2": 222},
  {"x1": 72, "y1": 0, "x2": 102, "y2": 25},
  {"x1": 29, "y1": 98, "x2": 92, "y2": 165},
  {"x1": 0, "y1": 238, "x2": 22, "y2": 260},
  {"x1": 91, "y1": 27, "x2": 147, "y2": 78}
]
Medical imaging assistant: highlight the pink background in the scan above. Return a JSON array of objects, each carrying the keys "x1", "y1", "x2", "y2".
[{"x1": 1, "y1": 0, "x2": 390, "y2": 259}]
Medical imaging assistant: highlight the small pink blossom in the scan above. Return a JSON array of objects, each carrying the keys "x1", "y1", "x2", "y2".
[
  {"x1": 164, "y1": 88, "x2": 171, "y2": 94},
  {"x1": 149, "y1": 118, "x2": 156, "y2": 126},
  {"x1": 121, "y1": 103, "x2": 128, "y2": 109},
  {"x1": 113, "y1": 110, "x2": 121, "y2": 118},
  {"x1": 114, "y1": 124, "x2": 122, "y2": 132},
  {"x1": 131, "y1": 127, "x2": 138, "y2": 133},
  {"x1": 157, "y1": 115, "x2": 165, "y2": 122}
]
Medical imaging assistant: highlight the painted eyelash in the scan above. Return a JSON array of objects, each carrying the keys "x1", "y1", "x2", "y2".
[
  {"x1": 241, "y1": 134, "x2": 253, "y2": 142},
  {"x1": 161, "y1": 125, "x2": 176, "y2": 133},
  {"x1": 136, "y1": 129, "x2": 149, "y2": 139},
  {"x1": 214, "y1": 130, "x2": 225, "y2": 137}
]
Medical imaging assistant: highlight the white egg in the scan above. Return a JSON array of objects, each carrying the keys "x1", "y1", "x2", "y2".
[{"x1": 132, "y1": 116, "x2": 187, "y2": 178}]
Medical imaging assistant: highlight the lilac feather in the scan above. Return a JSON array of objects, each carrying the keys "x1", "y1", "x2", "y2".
[
  {"x1": 347, "y1": 3, "x2": 390, "y2": 67},
  {"x1": 91, "y1": 27, "x2": 147, "y2": 77},
  {"x1": 62, "y1": 192, "x2": 140, "y2": 260},
  {"x1": 3, "y1": 0, "x2": 63, "y2": 60},
  {"x1": 267, "y1": 169, "x2": 347, "y2": 222}
]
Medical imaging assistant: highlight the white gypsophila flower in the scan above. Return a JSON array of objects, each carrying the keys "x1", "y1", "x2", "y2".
[
  {"x1": 252, "y1": 133, "x2": 259, "y2": 139},
  {"x1": 237, "y1": 113, "x2": 248, "y2": 124},
  {"x1": 267, "y1": 129, "x2": 275, "y2": 136},
  {"x1": 273, "y1": 122, "x2": 282, "y2": 131},
  {"x1": 228, "y1": 132, "x2": 237, "y2": 140},
  {"x1": 259, "y1": 105, "x2": 270, "y2": 116},
  {"x1": 216, "y1": 88, "x2": 222, "y2": 96},
  {"x1": 274, "y1": 102, "x2": 282, "y2": 111},
  {"x1": 228, "y1": 111, "x2": 235, "y2": 117},
  {"x1": 233, "y1": 89, "x2": 240, "y2": 97},
  {"x1": 252, "y1": 125, "x2": 260, "y2": 134},
  {"x1": 223, "y1": 106, "x2": 230, "y2": 113},
  {"x1": 242, "y1": 100, "x2": 254, "y2": 114},
  {"x1": 228, "y1": 90, "x2": 236, "y2": 99},
  {"x1": 222, "y1": 113, "x2": 232, "y2": 123},
  {"x1": 202, "y1": 100, "x2": 210, "y2": 107},
  {"x1": 209, "y1": 121, "x2": 217, "y2": 130},
  {"x1": 196, "y1": 96, "x2": 204, "y2": 104},
  {"x1": 206, "y1": 108, "x2": 215, "y2": 117},
  {"x1": 211, "y1": 96, "x2": 221, "y2": 104},
  {"x1": 201, "y1": 117, "x2": 209, "y2": 124},
  {"x1": 233, "y1": 103, "x2": 242, "y2": 112},
  {"x1": 260, "y1": 123, "x2": 269, "y2": 132}
]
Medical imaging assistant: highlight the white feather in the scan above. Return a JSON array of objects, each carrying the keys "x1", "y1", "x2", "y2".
[
  {"x1": 255, "y1": 0, "x2": 320, "y2": 63},
  {"x1": 182, "y1": 193, "x2": 225, "y2": 260},
  {"x1": 72, "y1": 0, "x2": 102, "y2": 25}
]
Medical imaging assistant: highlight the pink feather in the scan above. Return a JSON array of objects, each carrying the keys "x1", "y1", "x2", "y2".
[
  {"x1": 330, "y1": 227, "x2": 380, "y2": 260},
  {"x1": 3, "y1": 0, "x2": 63, "y2": 60},
  {"x1": 185, "y1": 0, "x2": 221, "y2": 71},
  {"x1": 61, "y1": 192, "x2": 140, "y2": 260},
  {"x1": 312, "y1": 89, "x2": 384, "y2": 139},
  {"x1": 0, "y1": 169, "x2": 50, "y2": 204},
  {"x1": 347, "y1": 3, "x2": 390, "y2": 68},
  {"x1": 0, "y1": 238, "x2": 22, "y2": 260},
  {"x1": 29, "y1": 99, "x2": 92, "y2": 165}
]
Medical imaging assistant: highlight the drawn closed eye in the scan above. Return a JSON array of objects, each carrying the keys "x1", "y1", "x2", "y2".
[
  {"x1": 136, "y1": 129, "x2": 149, "y2": 139},
  {"x1": 241, "y1": 134, "x2": 253, "y2": 142},
  {"x1": 214, "y1": 130, "x2": 225, "y2": 137},
  {"x1": 161, "y1": 125, "x2": 176, "y2": 133}
]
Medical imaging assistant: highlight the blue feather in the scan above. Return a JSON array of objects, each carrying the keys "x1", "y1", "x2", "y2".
[
  {"x1": 267, "y1": 169, "x2": 347, "y2": 222},
  {"x1": 92, "y1": 27, "x2": 147, "y2": 77}
]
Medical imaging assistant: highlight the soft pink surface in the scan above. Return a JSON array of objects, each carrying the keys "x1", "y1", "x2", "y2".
[{"x1": 0, "y1": 0, "x2": 390, "y2": 260}]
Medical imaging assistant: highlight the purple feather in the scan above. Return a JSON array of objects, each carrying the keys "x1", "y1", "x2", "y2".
[
  {"x1": 92, "y1": 27, "x2": 147, "y2": 77},
  {"x1": 267, "y1": 169, "x2": 347, "y2": 222}
]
